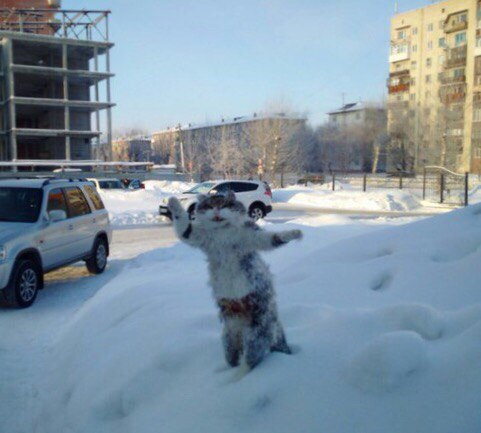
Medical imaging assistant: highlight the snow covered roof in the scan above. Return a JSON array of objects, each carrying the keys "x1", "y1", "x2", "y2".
[
  {"x1": 327, "y1": 102, "x2": 365, "y2": 115},
  {"x1": 327, "y1": 102, "x2": 385, "y2": 116},
  {"x1": 153, "y1": 112, "x2": 306, "y2": 135}
]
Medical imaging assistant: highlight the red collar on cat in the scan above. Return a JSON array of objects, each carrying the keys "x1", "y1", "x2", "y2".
[{"x1": 218, "y1": 293, "x2": 260, "y2": 317}]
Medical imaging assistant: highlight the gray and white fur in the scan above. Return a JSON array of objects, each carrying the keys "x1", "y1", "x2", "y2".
[{"x1": 168, "y1": 191, "x2": 302, "y2": 371}]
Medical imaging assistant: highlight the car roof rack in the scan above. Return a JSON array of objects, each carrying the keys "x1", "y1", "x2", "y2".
[{"x1": 41, "y1": 178, "x2": 89, "y2": 187}]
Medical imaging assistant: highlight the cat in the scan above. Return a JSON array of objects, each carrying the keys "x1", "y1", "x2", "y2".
[{"x1": 168, "y1": 191, "x2": 302, "y2": 372}]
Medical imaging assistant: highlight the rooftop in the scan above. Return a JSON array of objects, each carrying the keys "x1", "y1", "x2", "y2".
[
  {"x1": 0, "y1": 8, "x2": 111, "y2": 43},
  {"x1": 153, "y1": 112, "x2": 307, "y2": 135},
  {"x1": 327, "y1": 102, "x2": 385, "y2": 116}
]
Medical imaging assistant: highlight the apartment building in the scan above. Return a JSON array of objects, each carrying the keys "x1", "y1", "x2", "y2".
[
  {"x1": 388, "y1": 0, "x2": 481, "y2": 173},
  {"x1": 152, "y1": 113, "x2": 306, "y2": 178},
  {"x1": 0, "y1": 1, "x2": 114, "y2": 165},
  {"x1": 112, "y1": 136, "x2": 152, "y2": 162}
]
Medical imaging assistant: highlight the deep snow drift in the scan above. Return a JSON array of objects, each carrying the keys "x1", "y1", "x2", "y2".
[
  {"x1": 273, "y1": 183, "x2": 423, "y2": 211},
  {"x1": 28, "y1": 204, "x2": 481, "y2": 433}
]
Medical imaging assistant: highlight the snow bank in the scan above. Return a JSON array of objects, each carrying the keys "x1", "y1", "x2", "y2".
[
  {"x1": 273, "y1": 185, "x2": 421, "y2": 212},
  {"x1": 31, "y1": 204, "x2": 481, "y2": 433},
  {"x1": 99, "y1": 181, "x2": 194, "y2": 226}
]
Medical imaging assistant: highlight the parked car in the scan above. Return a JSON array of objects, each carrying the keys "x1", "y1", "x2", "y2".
[
  {"x1": 297, "y1": 174, "x2": 325, "y2": 185},
  {"x1": 87, "y1": 178, "x2": 125, "y2": 191},
  {"x1": 123, "y1": 179, "x2": 145, "y2": 190},
  {"x1": 0, "y1": 178, "x2": 112, "y2": 308},
  {"x1": 159, "y1": 180, "x2": 273, "y2": 221}
]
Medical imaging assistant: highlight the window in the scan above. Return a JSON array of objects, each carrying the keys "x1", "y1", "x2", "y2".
[
  {"x1": 455, "y1": 32, "x2": 467, "y2": 47},
  {"x1": 411, "y1": 77, "x2": 416, "y2": 85},
  {"x1": 0, "y1": 188, "x2": 42, "y2": 223},
  {"x1": 427, "y1": 23, "x2": 433, "y2": 31},
  {"x1": 411, "y1": 60, "x2": 417, "y2": 69},
  {"x1": 64, "y1": 187, "x2": 91, "y2": 218},
  {"x1": 47, "y1": 188, "x2": 68, "y2": 214},
  {"x1": 426, "y1": 58, "x2": 432, "y2": 67},
  {"x1": 428, "y1": 41, "x2": 433, "y2": 49},
  {"x1": 83, "y1": 185, "x2": 105, "y2": 210},
  {"x1": 230, "y1": 182, "x2": 258, "y2": 193},
  {"x1": 454, "y1": 68, "x2": 465, "y2": 78},
  {"x1": 98, "y1": 180, "x2": 124, "y2": 189},
  {"x1": 412, "y1": 27, "x2": 418, "y2": 35},
  {"x1": 412, "y1": 44, "x2": 418, "y2": 52},
  {"x1": 439, "y1": 38, "x2": 446, "y2": 48},
  {"x1": 474, "y1": 108, "x2": 481, "y2": 122},
  {"x1": 410, "y1": 93, "x2": 416, "y2": 101},
  {"x1": 398, "y1": 30, "x2": 406, "y2": 39},
  {"x1": 475, "y1": 147, "x2": 481, "y2": 159},
  {"x1": 426, "y1": 75, "x2": 432, "y2": 84},
  {"x1": 214, "y1": 183, "x2": 231, "y2": 194}
]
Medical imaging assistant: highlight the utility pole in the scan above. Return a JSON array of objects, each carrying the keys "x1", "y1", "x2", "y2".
[{"x1": 176, "y1": 123, "x2": 186, "y2": 173}]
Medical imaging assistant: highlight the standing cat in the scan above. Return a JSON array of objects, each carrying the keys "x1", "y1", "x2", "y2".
[{"x1": 168, "y1": 191, "x2": 302, "y2": 372}]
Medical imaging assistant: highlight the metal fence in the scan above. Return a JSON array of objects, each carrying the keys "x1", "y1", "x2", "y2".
[{"x1": 276, "y1": 168, "x2": 479, "y2": 207}]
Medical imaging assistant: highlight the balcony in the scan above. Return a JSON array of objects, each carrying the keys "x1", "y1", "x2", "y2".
[
  {"x1": 445, "y1": 46, "x2": 467, "y2": 69},
  {"x1": 439, "y1": 84, "x2": 466, "y2": 104},
  {"x1": 389, "y1": 43, "x2": 410, "y2": 63},
  {"x1": 387, "y1": 70, "x2": 410, "y2": 94},
  {"x1": 439, "y1": 73, "x2": 466, "y2": 85},
  {"x1": 444, "y1": 12, "x2": 468, "y2": 33},
  {"x1": 444, "y1": 20, "x2": 468, "y2": 33}
]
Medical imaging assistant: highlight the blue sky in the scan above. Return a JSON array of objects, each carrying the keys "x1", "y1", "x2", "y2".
[{"x1": 64, "y1": 0, "x2": 431, "y2": 132}]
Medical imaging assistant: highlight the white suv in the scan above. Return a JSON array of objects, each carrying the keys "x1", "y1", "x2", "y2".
[
  {"x1": 159, "y1": 180, "x2": 273, "y2": 220},
  {"x1": 0, "y1": 178, "x2": 112, "y2": 308}
]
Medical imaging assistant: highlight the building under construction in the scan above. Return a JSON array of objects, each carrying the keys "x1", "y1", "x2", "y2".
[{"x1": 0, "y1": 0, "x2": 114, "y2": 164}]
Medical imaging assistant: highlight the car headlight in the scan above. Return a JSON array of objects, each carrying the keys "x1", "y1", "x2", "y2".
[{"x1": 0, "y1": 246, "x2": 6, "y2": 262}]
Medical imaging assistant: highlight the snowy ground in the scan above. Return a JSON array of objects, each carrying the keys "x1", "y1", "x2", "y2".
[
  {"x1": 99, "y1": 180, "x2": 462, "y2": 227},
  {"x1": 1, "y1": 205, "x2": 480, "y2": 433}
]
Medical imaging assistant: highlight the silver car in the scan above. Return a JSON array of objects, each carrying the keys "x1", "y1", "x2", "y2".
[{"x1": 0, "y1": 178, "x2": 112, "y2": 308}]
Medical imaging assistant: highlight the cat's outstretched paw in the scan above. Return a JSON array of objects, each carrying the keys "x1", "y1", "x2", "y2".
[
  {"x1": 168, "y1": 197, "x2": 184, "y2": 218},
  {"x1": 278, "y1": 229, "x2": 303, "y2": 243}
]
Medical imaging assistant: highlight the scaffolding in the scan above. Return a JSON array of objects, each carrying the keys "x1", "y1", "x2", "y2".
[{"x1": 0, "y1": 8, "x2": 114, "y2": 168}]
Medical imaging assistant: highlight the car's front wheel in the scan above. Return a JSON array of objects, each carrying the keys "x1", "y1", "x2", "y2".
[
  {"x1": 249, "y1": 204, "x2": 266, "y2": 221},
  {"x1": 86, "y1": 237, "x2": 108, "y2": 274},
  {"x1": 0, "y1": 259, "x2": 41, "y2": 308}
]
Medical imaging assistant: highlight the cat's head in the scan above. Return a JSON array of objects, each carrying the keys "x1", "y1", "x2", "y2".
[{"x1": 195, "y1": 191, "x2": 246, "y2": 228}]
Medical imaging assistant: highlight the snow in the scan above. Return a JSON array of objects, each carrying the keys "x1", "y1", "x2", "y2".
[
  {"x1": 98, "y1": 180, "x2": 194, "y2": 225},
  {"x1": 101, "y1": 180, "x2": 442, "y2": 227},
  {"x1": 5, "y1": 203, "x2": 478, "y2": 433},
  {"x1": 273, "y1": 183, "x2": 422, "y2": 212}
]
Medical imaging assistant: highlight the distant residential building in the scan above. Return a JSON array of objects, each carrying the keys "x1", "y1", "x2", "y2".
[
  {"x1": 328, "y1": 102, "x2": 386, "y2": 128},
  {"x1": 388, "y1": 0, "x2": 481, "y2": 173},
  {"x1": 112, "y1": 136, "x2": 152, "y2": 162},
  {"x1": 326, "y1": 102, "x2": 387, "y2": 172},
  {"x1": 151, "y1": 113, "x2": 307, "y2": 178}
]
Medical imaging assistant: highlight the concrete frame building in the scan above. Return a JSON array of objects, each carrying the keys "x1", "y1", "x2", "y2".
[
  {"x1": 0, "y1": 2, "x2": 114, "y2": 165},
  {"x1": 388, "y1": 0, "x2": 481, "y2": 173}
]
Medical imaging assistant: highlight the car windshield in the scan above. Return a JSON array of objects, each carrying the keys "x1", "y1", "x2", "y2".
[
  {"x1": 184, "y1": 182, "x2": 216, "y2": 194},
  {"x1": 0, "y1": 187, "x2": 43, "y2": 223},
  {"x1": 99, "y1": 180, "x2": 124, "y2": 189}
]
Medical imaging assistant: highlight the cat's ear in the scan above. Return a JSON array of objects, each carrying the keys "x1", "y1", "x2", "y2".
[
  {"x1": 197, "y1": 194, "x2": 207, "y2": 203},
  {"x1": 225, "y1": 190, "x2": 236, "y2": 203}
]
